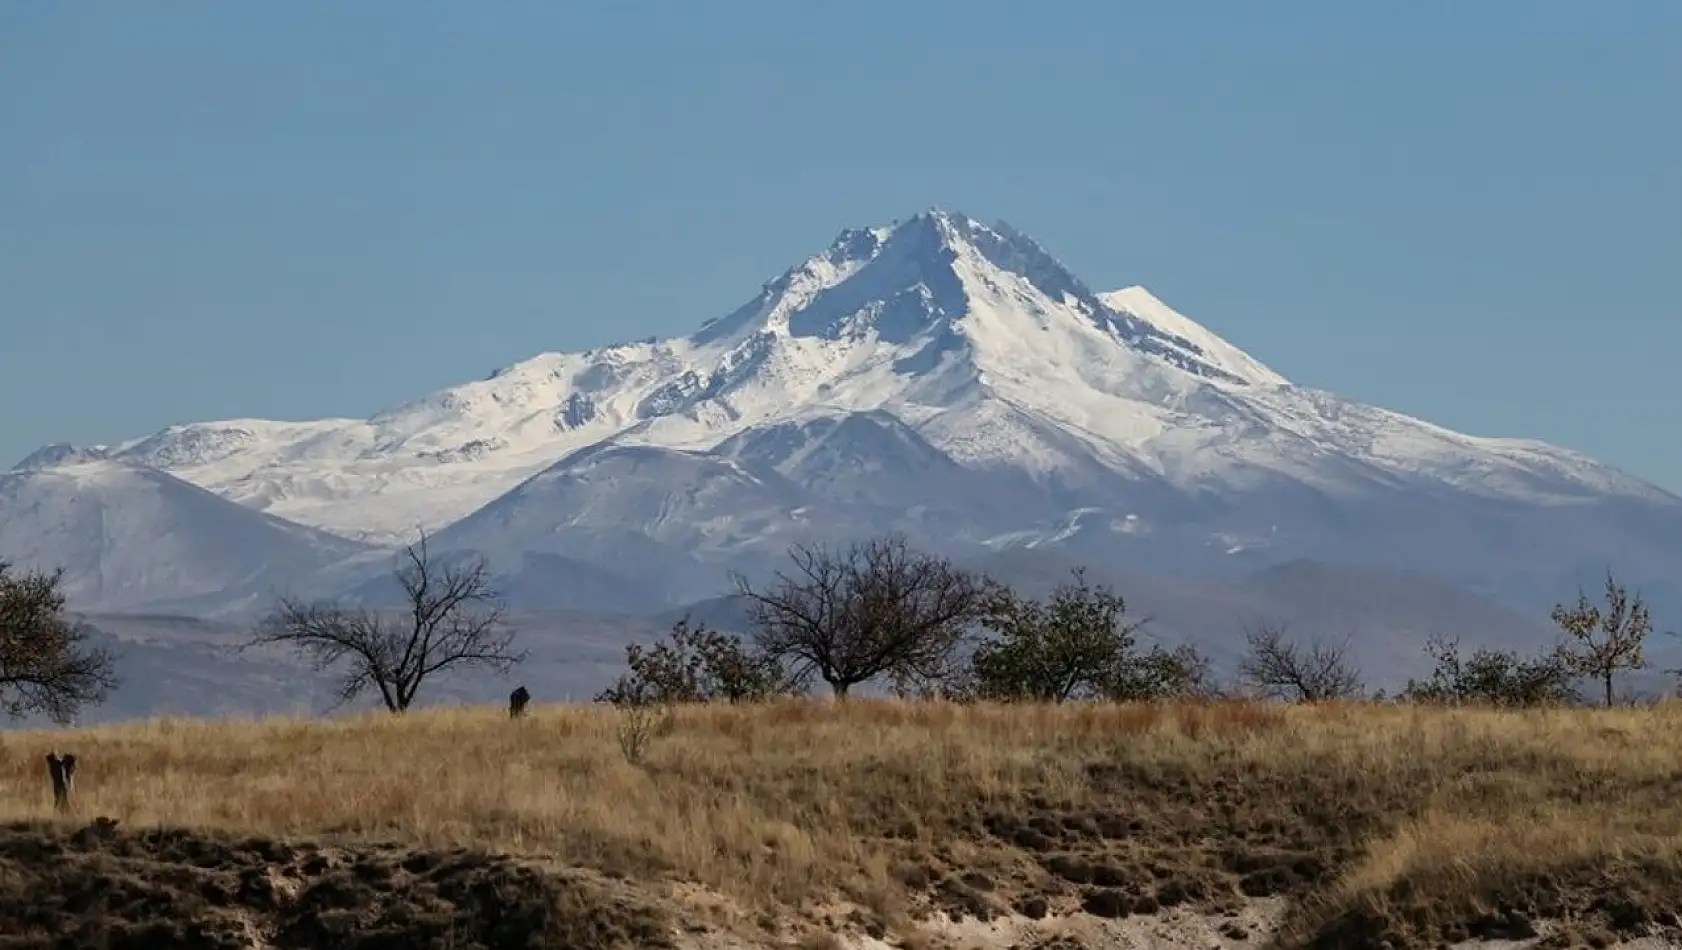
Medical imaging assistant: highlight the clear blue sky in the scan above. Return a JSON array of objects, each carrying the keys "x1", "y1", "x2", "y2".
[{"x1": 2, "y1": 2, "x2": 1678, "y2": 489}]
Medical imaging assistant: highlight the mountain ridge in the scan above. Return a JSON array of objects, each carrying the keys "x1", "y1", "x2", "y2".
[
  {"x1": 0, "y1": 459, "x2": 371, "y2": 613},
  {"x1": 9, "y1": 206, "x2": 1681, "y2": 621}
]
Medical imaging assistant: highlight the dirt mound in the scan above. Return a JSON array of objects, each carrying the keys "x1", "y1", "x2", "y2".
[{"x1": 0, "y1": 818, "x2": 671, "y2": 950}]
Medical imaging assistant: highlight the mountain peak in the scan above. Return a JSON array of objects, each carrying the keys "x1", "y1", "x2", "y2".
[
  {"x1": 693, "y1": 207, "x2": 1287, "y2": 396},
  {"x1": 12, "y1": 442, "x2": 113, "y2": 471},
  {"x1": 808, "y1": 206, "x2": 1061, "y2": 280},
  {"x1": 884, "y1": 203, "x2": 975, "y2": 228},
  {"x1": 12, "y1": 204, "x2": 1682, "y2": 621}
]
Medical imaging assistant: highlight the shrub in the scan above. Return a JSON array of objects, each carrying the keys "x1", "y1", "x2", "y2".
[
  {"x1": 968, "y1": 569, "x2": 1210, "y2": 702},
  {"x1": 1106, "y1": 642, "x2": 1217, "y2": 701},
  {"x1": 1401, "y1": 634, "x2": 1579, "y2": 708},
  {"x1": 595, "y1": 616, "x2": 797, "y2": 707}
]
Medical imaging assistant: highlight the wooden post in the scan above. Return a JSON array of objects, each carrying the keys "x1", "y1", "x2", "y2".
[
  {"x1": 45, "y1": 752, "x2": 76, "y2": 813},
  {"x1": 509, "y1": 685, "x2": 531, "y2": 719}
]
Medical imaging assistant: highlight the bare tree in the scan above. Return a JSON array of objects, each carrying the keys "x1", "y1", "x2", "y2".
[
  {"x1": 1236, "y1": 621, "x2": 1363, "y2": 703},
  {"x1": 0, "y1": 562, "x2": 119, "y2": 724},
  {"x1": 733, "y1": 535, "x2": 992, "y2": 699},
  {"x1": 248, "y1": 531, "x2": 524, "y2": 713},
  {"x1": 1551, "y1": 571, "x2": 1652, "y2": 708}
]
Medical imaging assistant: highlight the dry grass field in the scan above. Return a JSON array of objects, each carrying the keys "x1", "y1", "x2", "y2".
[{"x1": 2, "y1": 699, "x2": 1681, "y2": 949}]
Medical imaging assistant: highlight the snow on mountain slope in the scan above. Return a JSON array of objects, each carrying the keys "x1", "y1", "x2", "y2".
[
  {"x1": 425, "y1": 441, "x2": 823, "y2": 603},
  {"x1": 22, "y1": 206, "x2": 1669, "y2": 552},
  {"x1": 0, "y1": 461, "x2": 369, "y2": 612},
  {"x1": 428, "y1": 408, "x2": 1075, "y2": 603},
  {"x1": 712, "y1": 409, "x2": 1053, "y2": 524},
  {"x1": 1098, "y1": 288, "x2": 1288, "y2": 389},
  {"x1": 14, "y1": 206, "x2": 1682, "y2": 619}
]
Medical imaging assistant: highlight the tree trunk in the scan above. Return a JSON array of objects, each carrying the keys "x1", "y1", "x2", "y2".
[
  {"x1": 45, "y1": 753, "x2": 76, "y2": 812},
  {"x1": 831, "y1": 680, "x2": 851, "y2": 699},
  {"x1": 1604, "y1": 671, "x2": 1614, "y2": 708}
]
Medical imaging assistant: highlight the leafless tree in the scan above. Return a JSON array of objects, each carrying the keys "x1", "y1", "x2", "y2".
[
  {"x1": 0, "y1": 562, "x2": 118, "y2": 724},
  {"x1": 733, "y1": 535, "x2": 992, "y2": 698},
  {"x1": 1551, "y1": 571, "x2": 1652, "y2": 708},
  {"x1": 248, "y1": 531, "x2": 524, "y2": 713},
  {"x1": 1236, "y1": 621, "x2": 1363, "y2": 703}
]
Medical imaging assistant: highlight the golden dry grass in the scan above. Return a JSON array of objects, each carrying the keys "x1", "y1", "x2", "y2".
[{"x1": 4, "y1": 698, "x2": 1681, "y2": 948}]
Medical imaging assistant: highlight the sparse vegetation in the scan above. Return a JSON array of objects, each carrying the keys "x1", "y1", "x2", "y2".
[
  {"x1": 610, "y1": 694, "x2": 671, "y2": 766},
  {"x1": 594, "y1": 616, "x2": 799, "y2": 764},
  {"x1": 246, "y1": 530, "x2": 525, "y2": 713},
  {"x1": 595, "y1": 615, "x2": 798, "y2": 707},
  {"x1": 1551, "y1": 571, "x2": 1653, "y2": 707},
  {"x1": 8, "y1": 540, "x2": 1681, "y2": 948},
  {"x1": 1236, "y1": 621, "x2": 1365, "y2": 702},
  {"x1": 1401, "y1": 633, "x2": 1580, "y2": 707},
  {"x1": 0, "y1": 561, "x2": 118, "y2": 723},
  {"x1": 4, "y1": 700, "x2": 1682, "y2": 949}
]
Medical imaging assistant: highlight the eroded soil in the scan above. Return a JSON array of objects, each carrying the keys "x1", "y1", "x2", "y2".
[{"x1": 0, "y1": 817, "x2": 671, "y2": 950}]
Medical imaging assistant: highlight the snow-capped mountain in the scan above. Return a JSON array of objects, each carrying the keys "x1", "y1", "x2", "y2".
[
  {"x1": 0, "y1": 461, "x2": 370, "y2": 612},
  {"x1": 11, "y1": 207, "x2": 1682, "y2": 615}
]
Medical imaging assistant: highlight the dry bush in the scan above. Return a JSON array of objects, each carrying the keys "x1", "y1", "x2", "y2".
[
  {"x1": 1236, "y1": 621, "x2": 1364, "y2": 702},
  {"x1": 2, "y1": 700, "x2": 1681, "y2": 948},
  {"x1": 613, "y1": 699, "x2": 674, "y2": 765}
]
